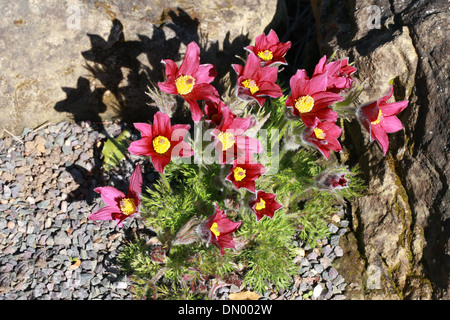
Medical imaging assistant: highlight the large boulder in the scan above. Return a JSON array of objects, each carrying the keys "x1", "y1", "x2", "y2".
[
  {"x1": 311, "y1": 0, "x2": 449, "y2": 299},
  {"x1": 0, "y1": 0, "x2": 278, "y2": 137}
]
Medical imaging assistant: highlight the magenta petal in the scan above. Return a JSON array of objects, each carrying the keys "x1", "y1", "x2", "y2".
[
  {"x1": 313, "y1": 55, "x2": 327, "y2": 75},
  {"x1": 186, "y1": 83, "x2": 220, "y2": 103},
  {"x1": 258, "y1": 66, "x2": 278, "y2": 83},
  {"x1": 127, "y1": 164, "x2": 143, "y2": 200},
  {"x1": 309, "y1": 72, "x2": 328, "y2": 94},
  {"x1": 380, "y1": 100, "x2": 408, "y2": 117},
  {"x1": 161, "y1": 59, "x2": 178, "y2": 78},
  {"x1": 290, "y1": 69, "x2": 310, "y2": 98},
  {"x1": 128, "y1": 137, "x2": 155, "y2": 157},
  {"x1": 371, "y1": 124, "x2": 389, "y2": 154},
  {"x1": 185, "y1": 98, "x2": 204, "y2": 123},
  {"x1": 151, "y1": 154, "x2": 172, "y2": 173},
  {"x1": 171, "y1": 140, "x2": 193, "y2": 158},
  {"x1": 194, "y1": 64, "x2": 217, "y2": 84},
  {"x1": 158, "y1": 80, "x2": 178, "y2": 95},
  {"x1": 381, "y1": 116, "x2": 404, "y2": 133},
  {"x1": 242, "y1": 52, "x2": 261, "y2": 78},
  {"x1": 152, "y1": 111, "x2": 171, "y2": 138},
  {"x1": 256, "y1": 81, "x2": 283, "y2": 98},
  {"x1": 178, "y1": 42, "x2": 200, "y2": 76},
  {"x1": 89, "y1": 205, "x2": 121, "y2": 222},
  {"x1": 94, "y1": 186, "x2": 125, "y2": 207},
  {"x1": 232, "y1": 64, "x2": 243, "y2": 76},
  {"x1": 133, "y1": 123, "x2": 153, "y2": 138}
]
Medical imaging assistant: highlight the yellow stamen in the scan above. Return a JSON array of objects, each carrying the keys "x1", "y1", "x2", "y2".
[
  {"x1": 218, "y1": 132, "x2": 235, "y2": 151},
  {"x1": 120, "y1": 198, "x2": 136, "y2": 216},
  {"x1": 314, "y1": 128, "x2": 326, "y2": 140},
  {"x1": 257, "y1": 50, "x2": 273, "y2": 61},
  {"x1": 371, "y1": 110, "x2": 382, "y2": 125},
  {"x1": 242, "y1": 79, "x2": 259, "y2": 95},
  {"x1": 233, "y1": 166, "x2": 246, "y2": 182},
  {"x1": 295, "y1": 95, "x2": 315, "y2": 113},
  {"x1": 153, "y1": 135, "x2": 171, "y2": 154},
  {"x1": 175, "y1": 75, "x2": 196, "y2": 95},
  {"x1": 210, "y1": 222, "x2": 220, "y2": 237},
  {"x1": 255, "y1": 198, "x2": 266, "y2": 211}
]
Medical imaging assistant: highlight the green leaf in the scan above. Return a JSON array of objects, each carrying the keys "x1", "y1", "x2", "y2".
[{"x1": 102, "y1": 130, "x2": 131, "y2": 171}]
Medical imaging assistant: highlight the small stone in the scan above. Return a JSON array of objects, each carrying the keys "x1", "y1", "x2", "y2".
[
  {"x1": 334, "y1": 246, "x2": 344, "y2": 257},
  {"x1": 328, "y1": 268, "x2": 338, "y2": 280},
  {"x1": 7, "y1": 221, "x2": 15, "y2": 229},
  {"x1": 312, "y1": 284, "x2": 323, "y2": 298}
]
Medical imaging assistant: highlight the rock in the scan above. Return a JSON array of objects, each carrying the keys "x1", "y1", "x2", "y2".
[
  {"x1": 1, "y1": 0, "x2": 278, "y2": 138},
  {"x1": 311, "y1": 0, "x2": 446, "y2": 300}
]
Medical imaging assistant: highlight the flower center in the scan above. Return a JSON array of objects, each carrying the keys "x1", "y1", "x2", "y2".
[
  {"x1": 119, "y1": 198, "x2": 136, "y2": 216},
  {"x1": 371, "y1": 110, "x2": 382, "y2": 125},
  {"x1": 233, "y1": 166, "x2": 246, "y2": 181},
  {"x1": 242, "y1": 79, "x2": 259, "y2": 95},
  {"x1": 295, "y1": 95, "x2": 315, "y2": 113},
  {"x1": 175, "y1": 75, "x2": 196, "y2": 95},
  {"x1": 255, "y1": 198, "x2": 266, "y2": 211},
  {"x1": 218, "y1": 132, "x2": 235, "y2": 151},
  {"x1": 210, "y1": 222, "x2": 220, "y2": 237},
  {"x1": 314, "y1": 127, "x2": 326, "y2": 140},
  {"x1": 257, "y1": 50, "x2": 273, "y2": 61},
  {"x1": 152, "y1": 135, "x2": 171, "y2": 154}
]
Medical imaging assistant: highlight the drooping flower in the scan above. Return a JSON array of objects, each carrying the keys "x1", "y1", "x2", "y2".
[
  {"x1": 301, "y1": 117, "x2": 343, "y2": 159},
  {"x1": 314, "y1": 166, "x2": 350, "y2": 191},
  {"x1": 286, "y1": 69, "x2": 344, "y2": 127},
  {"x1": 128, "y1": 111, "x2": 193, "y2": 173},
  {"x1": 232, "y1": 52, "x2": 283, "y2": 106},
  {"x1": 196, "y1": 203, "x2": 241, "y2": 255},
  {"x1": 356, "y1": 85, "x2": 408, "y2": 155},
  {"x1": 210, "y1": 107, "x2": 262, "y2": 164},
  {"x1": 226, "y1": 156, "x2": 266, "y2": 192},
  {"x1": 244, "y1": 29, "x2": 291, "y2": 67},
  {"x1": 249, "y1": 190, "x2": 283, "y2": 221},
  {"x1": 157, "y1": 41, "x2": 220, "y2": 122},
  {"x1": 89, "y1": 164, "x2": 142, "y2": 228},
  {"x1": 204, "y1": 100, "x2": 235, "y2": 127},
  {"x1": 312, "y1": 55, "x2": 357, "y2": 93}
]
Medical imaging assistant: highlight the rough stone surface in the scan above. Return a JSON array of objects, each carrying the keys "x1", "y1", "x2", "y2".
[
  {"x1": 1, "y1": 0, "x2": 277, "y2": 138},
  {"x1": 311, "y1": 0, "x2": 448, "y2": 299}
]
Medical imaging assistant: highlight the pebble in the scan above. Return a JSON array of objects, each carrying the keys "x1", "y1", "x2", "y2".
[{"x1": 0, "y1": 120, "x2": 151, "y2": 300}]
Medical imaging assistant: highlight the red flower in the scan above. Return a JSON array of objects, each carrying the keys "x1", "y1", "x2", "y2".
[
  {"x1": 312, "y1": 55, "x2": 357, "y2": 93},
  {"x1": 226, "y1": 156, "x2": 266, "y2": 192},
  {"x1": 128, "y1": 111, "x2": 193, "y2": 173},
  {"x1": 286, "y1": 69, "x2": 344, "y2": 127},
  {"x1": 157, "y1": 42, "x2": 220, "y2": 122},
  {"x1": 356, "y1": 85, "x2": 408, "y2": 155},
  {"x1": 232, "y1": 52, "x2": 283, "y2": 106},
  {"x1": 204, "y1": 100, "x2": 235, "y2": 126},
  {"x1": 244, "y1": 29, "x2": 291, "y2": 67},
  {"x1": 89, "y1": 164, "x2": 142, "y2": 228},
  {"x1": 301, "y1": 117, "x2": 343, "y2": 159},
  {"x1": 249, "y1": 191, "x2": 283, "y2": 221},
  {"x1": 197, "y1": 203, "x2": 242, "y2": 255},
  {"x1": 210, "y1": 107, "x2": 262, "y2": 164}
]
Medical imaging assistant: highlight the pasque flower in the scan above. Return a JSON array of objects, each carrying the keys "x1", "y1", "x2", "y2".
[
  {"x1": 158, "y1": 41, "x2": 220, "y2": 122},
  {"x1": 204, "y1": 100, "x2": 235, "y2": 127},
  {"x1": 226, "y1": 156, "x2": 266, "y2": 193},
  {"x1": 232, "y1": 52, "x2": 283, "y2": 106},
  {"x1": 312, "y1": 55, "x2": 357, "y2": 92},
  {"x1": 89, "y1": 164, "x2": 142, "y2": 228},
  {"x1": 196, "y1": 203, "x2": 241, "y2": 255},
  {"x1": 301, "y1": 117, "x2": 343, "y2": 159},
  {"x1": 314, "y1": 166, "x2": 350, "y2": 191},
  {"x1": 249, "y1": 190, "x2": 283, "y2": 221},
  {"x1": 128, "y1": 111, "x2": 193, "y2": 173},
  {"x1": 356, "y1": 85, "x2": 408, "y2": 155},
  {"x1": 210, "y1": 107, "x2": 262, "y2": 164},
  {"x1": 244, "y1": 29, "x2": 291, "y2": 67},
  {"x1": 286, "y1": 69, "x2": 344, "y2": 127}
]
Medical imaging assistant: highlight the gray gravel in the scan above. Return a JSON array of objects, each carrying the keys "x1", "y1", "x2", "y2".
[
  {"x1": 0, "y1": 120, "x2": 152, "y2": 300},
  {"x1": 0, "y1": 120, "x2": 353, "y2": 300}
]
